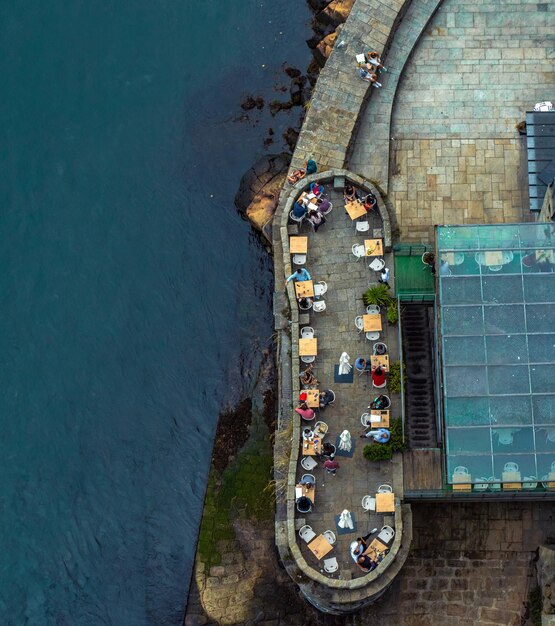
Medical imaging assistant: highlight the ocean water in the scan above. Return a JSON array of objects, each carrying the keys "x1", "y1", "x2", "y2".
[{"x1": 0, "y1": 2, "x2": 311, "y2": 624}]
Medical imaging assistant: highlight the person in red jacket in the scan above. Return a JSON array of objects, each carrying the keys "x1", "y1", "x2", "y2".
[
  {"x1": 323, "y1": 459, "x2": 340, "y2": 475},
  {"x1": 371, "y1": 365, "x2": 386, "y2": 387}
]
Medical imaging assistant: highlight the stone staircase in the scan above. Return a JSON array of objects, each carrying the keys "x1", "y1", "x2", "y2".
[
  {"x1": 348, "y1": 0, "x2": 444, "y2": 191},
  {"x1": 401, "y1": 304, "x2": 438, "y2": 449}
]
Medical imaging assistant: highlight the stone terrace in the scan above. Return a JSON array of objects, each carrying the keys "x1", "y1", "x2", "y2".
[{"x1": 285, "y1": 184, "x2": 403, "y2": 583}]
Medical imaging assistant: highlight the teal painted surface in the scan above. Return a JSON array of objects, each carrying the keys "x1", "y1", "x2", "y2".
[{"x1": 0, "y1": 2, "x2": 311, "y2": 623}]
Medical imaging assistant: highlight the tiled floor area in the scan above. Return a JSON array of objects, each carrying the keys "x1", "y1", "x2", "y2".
[{"x1": 290, "y1": 187, "x2": 402, "y2": 580}]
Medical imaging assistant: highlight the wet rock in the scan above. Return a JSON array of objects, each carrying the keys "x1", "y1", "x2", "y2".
[
  {"x1": 240, "y1": 95, "x2": 265, "y2": 111},
  {"x1": 306, "y1": 59, "x2": 321, "y2": 87},
  {"x1": 290, "y1": 79, "x2": 303, "y2": 106},
  {"x1": 283, "y1": 127, "x2": 300, "y2": 152},
  {"x1": 315, "y1": 0, "x2": 355, "y2": 27},
  {"x1": 255, "y1": 96, "x2": 264, "y2": 110},
  {"x1": 235, "y1": 153, "x2": 291, "y2": 239},
  {"x1": 284, "y1": 65, "x2": 301, "y2": 78},
  {"x1": 268, "y1": 100, "x2": 293, "y2": 116},
  {"x1": 314, "y1": 31, "x2": 338, "y2": 67},
  {"x1": 307, "y1": 0, "x2": 332, "y2": 12}
]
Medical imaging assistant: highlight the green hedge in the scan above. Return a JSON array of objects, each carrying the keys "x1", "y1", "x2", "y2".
[{"x1": 388, "y1": 361, "x2": 404, "y2": 394}]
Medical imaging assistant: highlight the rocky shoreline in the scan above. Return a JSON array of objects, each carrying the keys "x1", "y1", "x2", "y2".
[{"x1": 234, "y1": 0, "x2": 355, "y2": 242}]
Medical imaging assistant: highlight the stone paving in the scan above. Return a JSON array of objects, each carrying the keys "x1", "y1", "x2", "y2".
[
  {"x1": 382, "y1": 0, "x2": 555, "y2": 242},
  {"x1": 287, "y1": 187, "x2": 403, "y2": 580}
]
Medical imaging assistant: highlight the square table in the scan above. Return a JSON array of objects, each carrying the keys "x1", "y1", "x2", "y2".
[
  {"x1": 363, "y1": 313, "x2": 382, "y2": 332},
  {"x1": 452, "y1": 473, "x2": 472, "y2": 491},
  {"x1": 364, "y1": 239, "x2": 384, "y2": 257},
  {"x1": 502, "y1": 471, "x2": 522, "y2": 490},
  {"x1": 307, "y1": 201, "x2": 319, "y2": 212},
  {"x1": 304, "y1": 389, "x2": 320, "y2": 408},
  {"x1": 295, "y1": 280, "x2": 314, "y2": 299},
  {"x1": 363, "y1": 538, "x2": 389, "y2": 562},
  {"x1": 296, "y1": 481, "x2": 316, "y2": 503},
  {"x1": 299, "y1": 338, "x2": 318, "y2": 357},
  {"x1": 345, "y1": 200, "x2": 367, "y2": 220},
  {"x1": 302, "y1": 438, "x2": 322, "y2": 456},
  {"x1": 484, "y1": 250, "x2": 504, "y2": 266},
  {"x1": 290, "y1": 236, "x2": 308, "y2": 254},
  {"x1": 307, "y1": 534, "x2": 334, "y2": 560},
  {"x1": 375, "y1": 492, "x2": 395, "y2": 513},
  {"x1": 370, "y1": 354, "x2": 389, "y2": 371},
  {"x1": 364, "y1": 410, "x2": 390, "y2": 428}
]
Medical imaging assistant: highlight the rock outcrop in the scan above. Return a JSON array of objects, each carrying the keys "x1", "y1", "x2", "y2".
[{"x1": 235, "y1": 153, "x2": 291, "y2": 243}]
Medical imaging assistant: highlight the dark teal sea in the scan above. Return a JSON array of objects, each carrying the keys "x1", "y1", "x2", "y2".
[{"x1": 0, "y1": 2, "x2": 311, "y2": 623}]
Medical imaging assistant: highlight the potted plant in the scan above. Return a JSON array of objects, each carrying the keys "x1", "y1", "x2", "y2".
[
  {"x1": 386, "y1": 301, "x2": 399, "y2": 325},
  {"x1": 363, "y1": 284, "x2": 392, "y2": 308}
]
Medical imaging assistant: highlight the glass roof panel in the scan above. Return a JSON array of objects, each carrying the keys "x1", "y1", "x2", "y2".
[{"x1": 437, "y1": 224, "x2": 555, "y2": 486}]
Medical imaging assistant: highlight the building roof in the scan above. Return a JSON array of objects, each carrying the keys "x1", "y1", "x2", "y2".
[{"x1": 436, "y1": 223, "x2": 555, "y2": 486}]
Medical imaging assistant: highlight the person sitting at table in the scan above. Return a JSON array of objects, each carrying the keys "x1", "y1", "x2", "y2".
[
  {"x1": 359, "y1": 67, "x2": 382, "y2": 88},
  {"x1": 363, "y1": 193, "x2": 377, "y2": 212},
  {"x1": 369, "y1": 394, "x2": 390, "y2": 410},
  {"x1": 287, "y1": 158, "x2": 317, "y2": 184},
  {"x1": 319, "y1": 389, "x2": 334, "y2": 409},
  {"x1": 371, "y1": 365, "x2": 386, "y2": 387},
  {"x1": 307, "y1": 208, "x2": 326, "y2": 232},
  {"x1": 360, "y1": 427, "x2": 391, "y2": 443},
  {"x1": 309, "y1": 182, "x2": 324, "y2": 197},
  {"x1": 300, "y1": 363, "x2": 318, "y2": 388},
  {"x1": 296, "y1": 495, "x2": 312, "y2": 513},
  {"x1": 355, "y1": 357, "x2": 371, "y2": 372},
  {"x1": 285, "y1": 267, "x2": 311, "y2": 288},
  {"x1": 344, "y1": 183, "x2": 358, "y2": 203},
  {"x1": 357, "y1": 554, "x2": 377, "y2": 572},
  {"x1": 321, "y1": 442, "x2": 336, "y2": 459},
  {"x1": 295, "y1": 401, "x2": 315, "y2": 421},
  {"x1": 292, "y1": 200, "x2": 308, "y2": 219},
  {"x1": 316, "y1": 197, "x2": 331, "y2": 214},
  {"x1": 298, "y1": 296, "x2": 313, "y2": 310},
  {"x1": 352, "y1": 531, "x2": 374, "y2": 557}
]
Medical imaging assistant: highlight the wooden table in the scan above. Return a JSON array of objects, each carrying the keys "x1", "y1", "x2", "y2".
[
  {"x1": 363, "y1": 313, "x2": 382, "y2": 332},
  {"x1": 290, "y1": 236, "x2": 308, "y2": 254},
  {"x1": 299, "y1": 191, "x2": 316, "y2": 205},
  {"x1": 299, "y1": 338, "x2": 318, "y2": 357},
  {"x1": 363, "y1": 538, "x2": 389, "y2": 562},
  {"x1": 304, "y1": 389, "x2": 320, "y2": 408},
  {"x1": 307, "y1": 534, "x2": 333, "y2": 560},
  {"x1": 452, "y1": 473, "x2": 472, "y2": 491},
  {"x1": 370, "y1": 354, "x2": 389, "y2": 371},
  {"x1": 375, "y1": 492, "x2": 395, "y2": 513},
  {"x1": 364, "y1": 239, "x2": 383, "y2": 257},
  {"x1": 296, "y1": 482, "x2": 316, "y2": 504},
  {"x1": 536, "y1": 249, "x2": 555, "y2": 263},
  {"x1": 483, "y1": 250, "x2": 504, "y2": 265},
  {"x1": 345, "y1": 200, "x2": 367, "y2": 220},
  {"x1": 502, "y1": 471, "x2": 522, "y2": 490},
  {"x1": 295, "y1": 280, "x2": 314, "y2": 299},
  {"x1": 302, "y1": 437, "x2": 322, "y2": 456},
  {"x1": 364, "y1": 410, "x2": 390, "y2": 428}
]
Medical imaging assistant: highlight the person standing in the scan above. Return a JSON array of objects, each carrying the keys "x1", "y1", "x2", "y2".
[
  {"x1": 285, "y1": 267, "x2": 311, "y2": 287},
  {"x1": 378, "y1": 267, "x2": 390, "y2": 287},
  {"x1": 323, "y1": 458, "x2": 340, "y2": 475}
]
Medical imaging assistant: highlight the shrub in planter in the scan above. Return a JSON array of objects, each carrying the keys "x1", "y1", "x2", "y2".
[
  {"x1": 389, "y1": 417, "x2": 407, "y2": 453},
  {"x1": 388, "y1": 361, "x2": 403, "y2": 393},
  {"x1": 363, "y1": 443, "x2": 393, "y2": 462},
  {"x1": 387, "y1": 302, "x2": 399, "y2": 325},
  {"x1": 363, "y1": 284, "x2": 392, "y2": 308}
]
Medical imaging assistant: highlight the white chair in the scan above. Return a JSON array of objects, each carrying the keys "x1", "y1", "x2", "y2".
[
  {"x1": 296, "y1": 498, "x2": 312, "y2": 513},
  {"x1": 377, "y1": 484, "x2": 392, "y2": 493},
  {"x1": 325, "y1": 389, "x2": 335, "y2": 405},
  {"x1": 301, "y1": 456, "x2": 318, "y2": 471},
  {"x1": 366, "y1": 305, "x2": 380, "y2": 315},
  {"x1": 313, "y1": 301, "x2": 326, "y2": 313},
  {"x1": 488, "y1": 476, "x2": 501, "y2": 491},
  {"x1": 314, "y1": 421, "x2": 328, "y2": 436},
  {"x1": 352, "y1": 244, "x2": 366, "y2": 260},
  {"x1": 453, "y1": 466, "x2": 470, "y2": 475},
  {"x1": 323, "y1": 557, "x2": 339, "y2": 573},
  {"x1": 373, "y1": 342, "x2": 387, "y2": 355},
  {"x1": 454, "y1": 253, "x2": 465, "y2": 265},
  {"x1": 355, "y1": 316, "x2": 364, "y2": 333},
  {"x1": 356, "y1": 221, "x2": 370, "y2": 233},
  {"x1": 301, "y1": 473, "x2": 315, "y2": 485},
  {"x1": 523, "y1": 476, "x2": 538, "y2": 489},
  {"x1": 289, "y1": 210, "x2": 305, "y2": 226},
  {"x1": 494, "y1": 429, "x2": 516, "y2": 445},
  {"x1": 323, "y1": 530, "x2": 336, "y2": 545},
  {"x1": 366, "y1": 331, "x2": 380, "y2": 341},
  {"x1": 377, "y1": 525, "x2": 395, "y2": 544},
  {"x1": 320, "y1": 201, "x2": 333, "y2": 215},
  {"x1": 504, "y1": 462, "x2": 519, "y2": 473},
  {"x1": 300, "y1": 355, "x2": 315, "y2": 364},
  {"x1": 361, "y1": 413, "x2": 371, "y2": 427},
  {"x1": 362, "y1": 495, "x2": 376, "y2": 512},
  {"x1": 299, "y1": 525, "x2": 316, "y2": 543},
  {"x1": 373, "y1": 379, "x2": 387, "y2": 389},
  {"x1": 292, "y1": 254, "x2": 307, "y2": 265},
  {"x1": 474, "y1": 478, "x2": 489, "y2": 491},
  {"x1": 301, "y1": 326, "x2": 315, "y2": 338},
  {"x1": 314, "y1": 281, "x2": 328, "y2": 298},
  {"x1": 489, "y1": 265, "x2": 502, "y2": 272},
  {"x1": 369, "y1": 257, "x2": 386, "y2": 271}
]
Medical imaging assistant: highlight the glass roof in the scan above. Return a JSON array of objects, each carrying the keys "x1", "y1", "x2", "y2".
[{"x1": 437, "y1": 224, "x2": 555, "y2": 485}]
